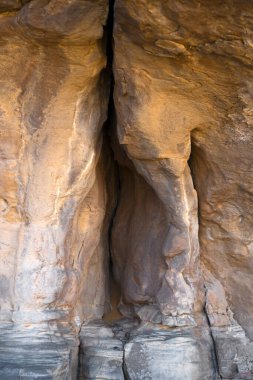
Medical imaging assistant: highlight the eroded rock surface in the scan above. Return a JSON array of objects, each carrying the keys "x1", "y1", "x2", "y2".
[
  {"x1": 0, "y1": 0, "x2": 110, "y2": 378},
  {"x1": 124, "y1": 324, "x2": 217, "y2": 380},
  {"x1": 0, "y1": 0, "x2": 253, "y2": 379},
  {"x1": 113, "y1": 0, "x2": 202, "y2": 327},
  {"x1": 112, "y1": 0, "x2": 253, "y2": 378}
]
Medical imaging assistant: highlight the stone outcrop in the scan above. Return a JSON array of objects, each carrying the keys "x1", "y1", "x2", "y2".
[
  {"x1": 0, "y1": 0, "x2": 253, "y2": 379},
  {"x1": 0, "y1": 0, "x2": 110, "y2": 378},
  {"x1": 111, "y1": 1, "x2": 253, "y2": 379},
  {"x1": 79, "y1": 319, "x2": 217, "y2": 380}
]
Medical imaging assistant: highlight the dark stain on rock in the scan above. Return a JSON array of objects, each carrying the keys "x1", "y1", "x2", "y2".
[{"x1": 20, "y1": 44, "x2": 69, "y2": 135}]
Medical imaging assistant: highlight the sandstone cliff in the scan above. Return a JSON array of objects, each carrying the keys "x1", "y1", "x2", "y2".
[{"x1": 0, "y1": 1, "x2": 253, "y2": 379}]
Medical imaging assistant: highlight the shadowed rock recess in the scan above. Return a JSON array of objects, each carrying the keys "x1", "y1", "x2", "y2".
[{"x1": 0, "y1": 0, "x2": 253, "y2": 379}]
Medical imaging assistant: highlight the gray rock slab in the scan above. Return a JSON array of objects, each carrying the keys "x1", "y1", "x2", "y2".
[
  {"x1": 124, "y1": 324, "x2": 219, "y2": 380},
  {"x1": 0, "y1": 323, "x2": 79, "y2": 380}
]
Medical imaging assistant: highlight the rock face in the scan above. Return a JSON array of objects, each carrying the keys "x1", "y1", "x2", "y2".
[
  {"x1": 79, "y1": 319, "x2": 217, "y2": 380},
  {"x1": 112, "y1": 0, "x2": 253, "y2": 378},
  {"x1": 0, "y1": 0, "x2": 110, "y2": 378},
  {"x1": 0, "y1": 0, "x2": 253, "y2": 379}
]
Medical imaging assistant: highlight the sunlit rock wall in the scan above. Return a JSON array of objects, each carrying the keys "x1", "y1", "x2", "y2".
[
  {"x1": 112, "y1": 1, "x2": 253, "y2": 379},
  {"x1": 0, "y1": 1, "x2": 253, "y2": 379},
  {"x1": 0, "y1": 1, "x2": 109, "y2": 378}
]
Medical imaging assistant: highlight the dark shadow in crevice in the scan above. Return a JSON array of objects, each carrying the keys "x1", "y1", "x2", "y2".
[{"x1": 102, "y1": 0, "x2": 123, "y2": 323}]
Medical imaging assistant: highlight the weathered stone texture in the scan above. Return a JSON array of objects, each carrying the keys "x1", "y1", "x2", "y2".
[
  {"x1": 112, "y1": 0, "x2": 253, "y2": 378},
  {"x1": 0, "y1": 0, "x2": 253, "y2": 379},
  {"x1": 0, "y1": 0, "x2": 109, "y2": 378}
]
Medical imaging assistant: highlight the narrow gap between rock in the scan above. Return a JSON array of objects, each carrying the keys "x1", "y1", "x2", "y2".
[
  {"x1": 77, "y1": 0, "x2": 123, "y2": 375},
  {"x1": 102, "y1": 0, "x2": 123, "y2": 323}
]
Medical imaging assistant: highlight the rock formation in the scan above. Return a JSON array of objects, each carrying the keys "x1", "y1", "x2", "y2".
[
  {"x1": 0, "y1": 0, "x2": 253, "y2": 379},
  {"x1": 0, "y1": 1, "x2": 110, "y2": 378}
]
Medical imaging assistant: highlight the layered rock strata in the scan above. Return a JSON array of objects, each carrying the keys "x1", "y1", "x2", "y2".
[{"x1": 79, "y1": 319, "x2": 218, "y2": 380}]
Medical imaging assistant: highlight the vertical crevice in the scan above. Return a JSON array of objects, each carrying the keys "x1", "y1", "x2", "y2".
[
  {"x1": 103, "y1": 0, "x2": 124, "y2": 322},
  {"x1": 122, "y1": 346, "x2": 129, "y2": 380},
  {"x1": 104, "y1": 0, "x2": 116, "y2": 265},
  {"x1": 203, "y1": 285, "x2": 223, "y2": 380},
  {"x1": 100, "y1": 0, "x2": 124, "y2": 322}
]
